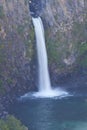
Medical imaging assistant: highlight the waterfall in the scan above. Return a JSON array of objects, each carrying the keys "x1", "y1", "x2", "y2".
[
  {"x1": 20, "y1": 17, "x2": 68, "y2": 99},
  {"x1": 32, "y1": 17, "x2": 68, "y2": 98},
  {"x1": 32, "y1": 17, "x2": 51, "y2": 91}
]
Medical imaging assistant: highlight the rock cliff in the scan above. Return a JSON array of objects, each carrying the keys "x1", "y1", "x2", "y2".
[
  {"x1": 0, "y1": 0, "x2": 87, "y2": 116},
  {"x1": 0, "y1": 0, "x2": 36, "y2": 97},
  {"x1": 42, "y1": 0, "x2": 87, "y2": 74}
]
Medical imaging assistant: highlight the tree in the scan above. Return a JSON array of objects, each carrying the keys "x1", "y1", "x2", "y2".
[{"x1": 0, "y1": 115, "x2": 28, "y2": 130}]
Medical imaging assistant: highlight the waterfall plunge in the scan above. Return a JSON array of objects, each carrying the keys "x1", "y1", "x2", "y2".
[
  {"x1": 32, "y1": 17, "x2": 68, "y2": 98},
  {"x1": 32, "y1": 17, "x2": 51, "y2": 91}
]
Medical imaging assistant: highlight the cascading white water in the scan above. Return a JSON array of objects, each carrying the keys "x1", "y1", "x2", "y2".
[
  {"x1": 20, "y1": 17, "x2": 69, "y2": 99},
  {"x1": 32, "y1": 17, "x2": 51, "y2": 92},
  {"x1": 32, "y1": 17, "x2": 68, "y2": 97}
]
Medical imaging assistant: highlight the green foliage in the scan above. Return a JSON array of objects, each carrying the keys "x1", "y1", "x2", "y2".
[
  {"x1": 80, "y1": 55, "x2": 87, "y2": 67},
  {"x1": 7, "y1": 78, "x2": 13, "y2": 84},
  {"x1": 17, "y1": 23, "x2": 34, "y2": 59},
  {"x1": 72, "y1": 22, "x2": 85, "y2": 37},
  {"x1": 0, "y1": 119, "x2": 9, "y2": 130},
  {"x1": 0, "y1": 44, "x2": 6, "y2": 63},
  {"x1": 45, "y1": 19, "x2": 87, "y2": 71},
  {"x1": 25, "y1": 27, "x2": 34, "y2": 58},
  {"x1": 0, "y1": 6, "x2": 5, "y2": 19},
  {"x1": 25, "y1": 40, "x2": 34, "y2": 59},
  {"x1": 0, "y1": 79, "x2": 5, "y2": 95},
  {"x1": 29, "y1": 27, "x2": 34, "y2": 42},
  {"x1": 0, "y1": 115, "x2": 28, "y2": 130},
  {"x1": 79, "y1": 42, "x2": 87, "y2": 56},
  {"x1": 45, "y1": 30, "x2": 59, "y2": 63},
  {"x1": 46, "y1": 41, "x2": 61, "y2": 63},
  {"x1": 77, "y1": 42, "x2": 87, "y2": 67},
  {"x1": 17, "y1": 25, "x2": 24, "y2": 35},
  {"x1": 0, "y1": 79, "x2": 3, "y2": 88},
  {"x1": 45, "y1": 29, "x2": 65, "y2": 68}
]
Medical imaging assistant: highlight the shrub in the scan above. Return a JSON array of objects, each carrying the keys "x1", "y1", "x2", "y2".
[{"x1": 0, "y1": 115, "x2": 28, "y2": 130}]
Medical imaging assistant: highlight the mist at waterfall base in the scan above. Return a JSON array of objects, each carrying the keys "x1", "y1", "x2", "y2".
[{"x1": 21, "y1": 17, "x2": 68, "y2": 99}]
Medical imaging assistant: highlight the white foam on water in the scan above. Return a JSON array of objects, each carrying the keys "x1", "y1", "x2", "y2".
[{"x1": 33, "y1": 88, "x2": 68, "y2": 98}]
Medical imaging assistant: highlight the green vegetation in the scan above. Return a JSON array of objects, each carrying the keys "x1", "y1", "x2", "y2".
[
  {"x1": 16, "y1": 21, "x2": 35, "y2": 59},
  {"x1": 70, "y1": 21, "x2": 87, "y2": 68},
  {"x1": 78, "y1": 42, "x2": 87, "y2": 67},
  {"x1": 80, "y1": 55, "x2": 87, "y2": 67},
  {"x1": 29, "y1": 27, "x2": 35, "y2": 42},
  {"x1": 0, "y1": 115, "x2": 28, "y2": 130},
  {"x1": 46, "y1": 40, "x2": 62, "y2": 64},
  {"x1": 45, "y1": 29, "x2": 61, "y2": 64},
  {"x1": 25, "y1": 39, "x2": 34, "y2": 59},
  {"x1": 25, "y1": 26, "x2": 34, "y2": 58},
  {"x1": 0, "y1": 44, "x2": 6, "y2": 64},
  {"x1": 7, "y1": 78, "x2": 13, "y2": 84},
  {"x1": 78, "y1": 42, "x2": 87, "y2": 56},
  {"x1": 45, "y1": 18, "x2": 87, "y2": 72},
  {"x1": 45, "y1": 29, "x2": 70, "y2": 70},
  {"x1": 0, "y1": 6, "x2": 5, "y2": 19},
  {"x1": 0, "y1": 79, "x2": 3, "y2": 92},
  {"x1": 0, "y1": 79, "x2": 5, "y2": 95},
  {"x1": 17, "y1": 25, "x2": 25, "y2": 35}
]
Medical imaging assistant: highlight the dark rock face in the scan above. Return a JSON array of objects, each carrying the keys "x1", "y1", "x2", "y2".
[
  {"x1": 29, "y1": 0, "x2": 46, "y2": 17},
  {"x1": 29, "y1": 0, "x2": 41, "y2": 17}
]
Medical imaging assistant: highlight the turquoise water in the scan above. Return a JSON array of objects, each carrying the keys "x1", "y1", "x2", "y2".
[{"x1": 9, "y1": 95, "x2": 87, "y2": 130}]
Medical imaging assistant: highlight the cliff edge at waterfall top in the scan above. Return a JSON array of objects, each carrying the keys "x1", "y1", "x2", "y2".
[{"x1": 29, "y1": 0, "x2": 42, "y2": 17}]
